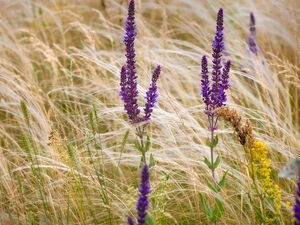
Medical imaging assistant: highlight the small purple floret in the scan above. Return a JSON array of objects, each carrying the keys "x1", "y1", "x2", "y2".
[{"x1": 136, "y1": 164, "x2": 151, "y2": 225}]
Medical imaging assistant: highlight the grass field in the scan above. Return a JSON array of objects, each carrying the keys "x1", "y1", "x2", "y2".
[{"x1": 0, "y1": 0, "x2": 299, "y2": 224}]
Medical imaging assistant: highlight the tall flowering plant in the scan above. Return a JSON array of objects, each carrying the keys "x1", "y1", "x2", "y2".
[
  {"x1": 119, "y1": 0, "x2": 161, "y2": 164},
  {"x1": 120, "y1": 1, "x2": 159, "y2": 224},
  {"x1": 199, "y1": 8, "x2": 231, "y2": 224}
]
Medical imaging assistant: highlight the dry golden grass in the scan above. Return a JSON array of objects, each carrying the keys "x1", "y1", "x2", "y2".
[{"x1": 0, "y1": 0, "x2": 299, "y2": 224}]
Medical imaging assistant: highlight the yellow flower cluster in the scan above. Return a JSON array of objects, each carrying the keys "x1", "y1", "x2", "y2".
[{"x1": 251, "y1": 141, "x2": 282, "y2": 220}]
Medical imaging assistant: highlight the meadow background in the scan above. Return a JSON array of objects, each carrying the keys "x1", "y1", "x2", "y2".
[{"x1": 0, "y1": 0, "x2": 299, "y2": 224}]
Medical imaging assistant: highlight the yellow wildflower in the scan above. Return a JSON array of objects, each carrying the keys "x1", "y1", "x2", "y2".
[{"x1": 251, "y1": 141, "x2": 282, "y2": 221}]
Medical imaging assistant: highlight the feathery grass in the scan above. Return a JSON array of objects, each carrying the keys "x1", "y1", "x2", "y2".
[{"x1": 0, "y1": 0, "x2": 299, "y2": 224}]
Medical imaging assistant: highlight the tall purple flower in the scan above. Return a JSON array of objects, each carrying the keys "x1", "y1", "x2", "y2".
[
  {"x1": 120, "y1": 0, "x2": 161, "y2": 124},
  {"x1": 200, "y1": 8, "x2": 231, "y2": 118},
  {"x1": 136, "y1": 164, "x2": 151, "y2": 225},
  {"x1": 294, "y1": 177, "x2": 300, "y2": 225},
  {"x1": 210, "y1": 8, "x2": 224, "y2": 109},
  {"x1": 248, "y1": 12, "x2": 259, "y2": 56},
  {"x1": 119, "y1": 0, "x2": 140, "y2": 123}
]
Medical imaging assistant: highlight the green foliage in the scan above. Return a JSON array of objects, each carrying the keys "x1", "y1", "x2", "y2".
[
  {"x1": 135, "y1": 139, "x2": 147, "y2": 154},
  {"x1": 216, "y1": 171, "x2": 228, "y2": 192},
  {"x1": 206, "y1": 135, "x2": 219, "y2": 148},
  {"x1": 135, "y1": 136, "x2": 151, "y2": 154},
  {"x1": 203, "y1": 155, "x2": 221, "y2": 170},
  {"x1": 145, "y1": 214, "x2": 155, "y2": 225},
  {"x1": 199, "y1": 192, "x2": 213, "y2": 220},
  {"x1": 199, "y1": 193, "x2": 225, "y2": 223}
]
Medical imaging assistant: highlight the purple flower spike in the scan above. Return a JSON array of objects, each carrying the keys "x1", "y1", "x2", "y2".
[
  {"x1": 136, "y1": 164, "x2": 151, "y2": 225},
  {"x1": 222, "y1": 60, "x2": 231, "y2": 91},
  {"x1": 218, "y1": 60, "x2": 231, "y2": 104},
  {"x1": 143, "y1": 65, "x2": 161, "y2": 121},
  {"x1": 200, "y1": 55, "x2": 210, "y2": 113},
  {"x1": 200, "y1": 8, "x2": 230, "y2": 111},
  {"x1": 294, "y1": 177, "x2": 300, "y2": 225},
  {"x1": 211, "y1": 8, "x2": 225, "y2": 109},
  {"x1": 127, "y1": 217, "x2": 135, "y2": 225},
  {"x1": 200, "y1": 8, "x2": 230, "y2": 129},
  {"x1": 248, "y1": 12, "x2": 259, "y2": 56},
  {"x1": 120, "y1": 0, "x2": 161, "y2": 124},
  {"x1": 121, "y1": 0, "x2": 140, "y2": 123}
]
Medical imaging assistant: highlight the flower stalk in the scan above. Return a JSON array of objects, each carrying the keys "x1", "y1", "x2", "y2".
[
  {"x1": 121, "y1": 1, "x2": 156, "y2": 224},
  {"x1": 199, "y1": 8, "x2": 230, "y2": 224},
  {"x1": 120, "y1": 0, "x2": 161, "y2": 164}
]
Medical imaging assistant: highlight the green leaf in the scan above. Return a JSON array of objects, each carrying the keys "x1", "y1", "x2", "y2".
[
  {"x1": 206, "y1": 138, "x2": 213, "y2": 148},
  {"x1": 135, "y1": 139, "x2": 146, "y2": 153},
  {"x1": 145, "y1": 214, "x2": 155, "y2": 225},
  {"x1": 212, "y1": 135, "x2": 219, "y2": 148},
  {"x1": 144, "y1": 136, "x2": 151, "y2": 152},
  {"x1": 216, "y1": 171, "x2": 228, "y2": 192},
  {"x1": 213, "y1": 155, "x2": 221, "y2": 170},
  {"x1": 212, "y1": 198, "x2": 224, "y2": 221},
  {"x1": 206, "y1": 135, "x2": 219, "y2": 148},
  {"x1": 149, "y1": 153, "x2": 155, "y2": 168},
  {"x1": 204, "y1": 177, "x2": 217, "y2": 192},
  {"x1": 203, "y1": 156, "x2": 212, "y2": 169},
  {"x1": 199, "y1": 192, "x2": 213, "y2": 219}
]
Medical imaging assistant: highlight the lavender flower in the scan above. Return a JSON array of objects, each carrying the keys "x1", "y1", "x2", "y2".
[
  {"x1": 120, "y1": 0, "x2": 161, "y2": 124},
  {"x1": 143, "y1": 65, "x2": 161, "y2": 121},
  {"x1": 294, "y1": 177, "x2": 300, "y2": 225},
  {"x1": 119, "y1": 0, "x2": 140, "y2": 123},
  {"x1": 201, "y1": 55, "x2": 210, "y2": 113},
  {"x1": 200, "y1": 8, "x2": 231, "y2": 119},
  {"x1": 136, "y1": 164, "x2": 151, "y2": 225},
  {"x1": 127, "y1": 217, "x2": 135, "y2": 225},
  {"x1": 248, "y1": 12, "x2": 259, "y2": 56}
]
